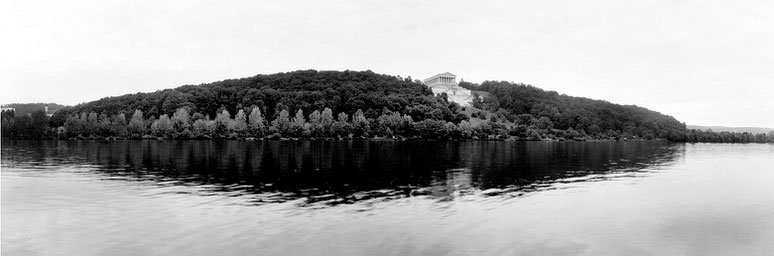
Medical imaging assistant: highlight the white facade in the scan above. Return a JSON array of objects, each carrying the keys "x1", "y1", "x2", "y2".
[{"x1": 423, "y1": 72, "x2": 473, "y2": 106}]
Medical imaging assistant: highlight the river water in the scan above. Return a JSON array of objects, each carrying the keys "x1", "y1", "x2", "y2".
[{"x1": 2, "y1": 141, "x2": 773, "y2": 255}]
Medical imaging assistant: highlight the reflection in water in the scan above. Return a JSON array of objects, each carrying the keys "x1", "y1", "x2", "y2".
[
  {"x1": 2, "y1": 140, "x2": 684, "y2": 205},
  {"x1": 7, "y1": 142, "x2": 774, "y2": 256}
]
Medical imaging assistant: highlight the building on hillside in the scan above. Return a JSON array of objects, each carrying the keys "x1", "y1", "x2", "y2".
[
  {"x1": 44, "y1": 105, "x2": 53, "y2": 117},
  {"x1": 423, "y1": 72, "x2": 473, "y2": 106}
]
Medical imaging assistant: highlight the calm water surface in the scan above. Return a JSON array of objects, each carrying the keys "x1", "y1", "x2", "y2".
[{"x1": 2, "y1": 141, "x2": 773, "y2": 255}]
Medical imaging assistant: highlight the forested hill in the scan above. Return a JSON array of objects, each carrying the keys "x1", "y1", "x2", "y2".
[
  {"x1": 467, "y1": 81, "x2": 687, "y2": 141},
  {"x1": 51, "y1": 70, "x2": 465, "y2": 126},
  {"x1": 31, "y1": 69, "x2": 702, "y2": 141}
]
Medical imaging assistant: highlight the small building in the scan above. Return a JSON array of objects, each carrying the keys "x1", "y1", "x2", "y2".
[
  {"x1": 44, "y1": 105, "x2": 53, "y2": 117},
  {"x1": 423, "y1": 72, "x2": 473, "y2": 106}
]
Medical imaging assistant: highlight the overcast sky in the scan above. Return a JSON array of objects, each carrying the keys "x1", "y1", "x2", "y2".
[{"x1": 1, "y1": 0, "x2": 772, "y2": 127}]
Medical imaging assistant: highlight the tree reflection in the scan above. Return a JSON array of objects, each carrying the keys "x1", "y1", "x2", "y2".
[{"x1": 2, "y1": 140, "x2": 684, "y2": 205}]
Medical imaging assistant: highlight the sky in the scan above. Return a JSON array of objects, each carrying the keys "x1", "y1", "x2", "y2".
[{"x1": 1, "y1": 0, "x2": 772, "y2": 127}]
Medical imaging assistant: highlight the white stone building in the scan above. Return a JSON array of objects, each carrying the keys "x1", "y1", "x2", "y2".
[{"x1": 423, "y1": 72, "x2": 473, "y2": 106}]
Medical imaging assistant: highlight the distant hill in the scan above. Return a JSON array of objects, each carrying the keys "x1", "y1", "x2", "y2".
[
  {"x1": 1, "y1": 103, "x2": 67, "y2": 116},
  {"x1": 687, "y1": 125, "x2": 774, "y2": 134}
]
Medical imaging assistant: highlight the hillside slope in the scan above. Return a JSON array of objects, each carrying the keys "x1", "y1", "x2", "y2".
[{"x1": 469, "y1": 81, "x2": 687, "y2": 141}]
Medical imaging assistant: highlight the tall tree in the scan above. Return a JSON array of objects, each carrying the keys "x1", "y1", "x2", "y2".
[{"x1": 128, "y1": 110, "x2": 145, "y2": 137}]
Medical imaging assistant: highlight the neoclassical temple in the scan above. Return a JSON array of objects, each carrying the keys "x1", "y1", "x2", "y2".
[{"x1": 423, "y1": 72, "x2": 473, "y2": 106}]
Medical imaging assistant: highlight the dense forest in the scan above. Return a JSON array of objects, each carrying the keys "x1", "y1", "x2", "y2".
[
  {"x1": 466, "y1": 81, "x2": 688, "y2": 141},
  {"x1": 2, "y1": 70, "x2": 772, "y2": 142}
]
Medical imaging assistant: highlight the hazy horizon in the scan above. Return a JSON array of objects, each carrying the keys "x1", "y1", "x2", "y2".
[{"x1": 2, "y1": 0, "x2": 772, "y2": 127}]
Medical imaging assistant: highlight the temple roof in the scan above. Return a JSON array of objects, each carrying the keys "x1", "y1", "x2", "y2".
[{"x1": 423, "y1": 72, "x2": 457, "y2": 83}]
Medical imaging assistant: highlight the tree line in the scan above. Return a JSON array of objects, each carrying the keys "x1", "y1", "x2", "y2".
[
  {"x1": 1, "y1": 110, "x2": 49, "y2": 139},
  {"x1": 2, "y1": 106, "x2": 596, "y2": 140},
  {"x1": 685, "y1": 129, "x2": 774, "y2": 143},
  {"x1": 4, "y1": 107, "x2": 774, "y2": 142}
]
